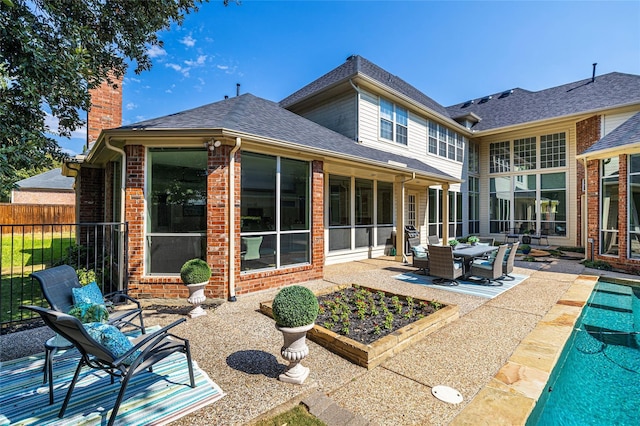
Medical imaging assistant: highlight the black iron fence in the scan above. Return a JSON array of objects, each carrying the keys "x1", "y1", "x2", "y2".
[{"x1": 0, "y1": 222, "x2": 128, "y2": 333}]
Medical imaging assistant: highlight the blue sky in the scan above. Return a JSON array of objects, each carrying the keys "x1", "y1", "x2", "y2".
[{"x1": 57, "y1": 0, "x2": 640, "y2": 156}]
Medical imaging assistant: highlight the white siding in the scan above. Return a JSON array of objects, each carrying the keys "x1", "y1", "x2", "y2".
[
  {"x1": 299, "y1": 93, "x2": 357, "y2": 140},
  {"x1": 602, "y1": 111, "x2": 639, "y2": 136}
]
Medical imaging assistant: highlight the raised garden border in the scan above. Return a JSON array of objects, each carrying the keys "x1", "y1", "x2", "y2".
[{"x1": 260, "y1": 284, "x2": 459, "y2": 369}]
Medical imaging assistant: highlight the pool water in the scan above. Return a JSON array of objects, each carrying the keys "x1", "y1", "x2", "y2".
[{"x1": 528, "y1": 280, "x2": 640, "y2": 425}]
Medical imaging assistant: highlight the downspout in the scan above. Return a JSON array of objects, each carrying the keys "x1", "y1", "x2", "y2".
[
  {"x1": 104, "y1": 137, "x2": 127, "y2": 291},
  {"x1": 228, "y1": 137, "x2": 241, "y2": 301},
  {"x1": 581, "y1": 156, "x2": 591, "y2": 262}
]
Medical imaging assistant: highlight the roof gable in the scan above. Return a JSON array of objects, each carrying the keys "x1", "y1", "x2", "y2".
[
  {"x1": 447, "y1": 72, "x2": 640, "y2": 131},
  {"x1": 280, "y1": 55, "x2": 451, "y2": 118}
]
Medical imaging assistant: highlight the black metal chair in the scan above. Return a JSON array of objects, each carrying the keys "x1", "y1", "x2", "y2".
[
  {"x1": 31, "y1": 265, "x2": 145, "y2": 333},
  {"x1": 20, "y1": 305, "x2": 195, "y2": 426}
]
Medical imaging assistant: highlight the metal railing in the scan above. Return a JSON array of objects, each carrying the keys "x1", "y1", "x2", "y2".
[{"x1": 0, "y1": 222, "x2": 127, "y2": 333}]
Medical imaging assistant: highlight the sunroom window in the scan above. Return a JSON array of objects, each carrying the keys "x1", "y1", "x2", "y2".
[{"x1": 240, "y1": 152, "x2": 311, "y2": 271}]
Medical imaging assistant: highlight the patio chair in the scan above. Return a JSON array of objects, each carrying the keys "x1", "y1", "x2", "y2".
[
  {"x1": 31, "y1": 265, "x2": 145, "y2": 334},
  {"x1": 427, "y1": 235, "x2": 441, "y2": 246},
  {"x1": 530, "y1": 229, "x2": 550, "y2": 246},
  {"x1": 477, "y1": 237, "x2": 495, "y2": 246},
  {"x1": 469, "y1": 244, "x2": 509, "y2": 286},
  {"x1": 20, "y1": 305, "x2": 195, "y2": 426},
  {"x1": 499, "y1": 242, "x2": 519, "y2": 280},
  {"x1": 427, "y1": 245, "x2": 464, "y2": 286},
  {"x1": 411, "y1": 245, "x2": 430, "y2": 274}
]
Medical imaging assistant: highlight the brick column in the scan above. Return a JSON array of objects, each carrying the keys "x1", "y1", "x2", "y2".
[
  {"x1": 576, "y1": 115, "x2": 601, "y2": 246},
  {"x1": 124, "y1": 145, "x2": 145, "y2": 292}
]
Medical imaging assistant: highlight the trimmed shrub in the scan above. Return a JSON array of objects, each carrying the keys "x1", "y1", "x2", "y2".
[
  {"x1": 272, "y1": 285, "x2": 319, "y2": 328},
  {"x1": 180, "y1": 258, "x2": 212, "y2": 285}
]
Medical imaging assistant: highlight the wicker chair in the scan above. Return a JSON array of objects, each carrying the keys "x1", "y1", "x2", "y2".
[
  {"x1": 499, "y1": 242, "x2": 519, "y2": 280},
  {"x1": 469, "y1": 244, "x2": 509, "y2": 285},
  {"x1": 428, "y1": 245, "x2": 464, "y2": 286},
  {"x1": 427, "y1": 235, "x2": 441, "y2": 246},
  {"x1": 20, "y1": 305, "x2": 195, "y2": 426},
  {"x1": 31, "y1": 265, "x2": 145, "y2": 334},
  {"x1": 411, "y1": 245, "x2": 430, "y2": 274}
]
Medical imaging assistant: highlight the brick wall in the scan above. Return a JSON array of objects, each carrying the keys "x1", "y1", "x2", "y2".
[
  {"x1": 123, "y1": 145, "x2": 146, "y2": 293},
  {"x1": 87, "y1": 77, "x2": 123, "y2": 146},
  {"x1": 576, "y1": 115, "x2": 601, "y2": 246},
  {"x1": 12, "y1": 190, "x2": 75, "y2": 205},
  {"x1": 77, "y1": 167, "x2": 104, "y2": 223}
]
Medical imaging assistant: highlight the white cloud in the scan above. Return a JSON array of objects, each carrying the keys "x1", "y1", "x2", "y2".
[
  {"x1": 185, "y1": 55, "x2": 207, "y2": 67},
  {"x1": 166, "y1": 84, "x2": 176, "y2": 93},
  {"x1": 217, "y1": 65, "x2": 229, "y2": 71},
  {"x1": 180, "y1": 35, "x2": 196, "y2": 47},
  {"x1": 166, "y1": 63, "x2": 190, "y2": 77},
  {"x1": 198, "y1": 78, "x2": 205, "y2": 86},
  {"x1": 126, "y1": 102, "x2": 137, "y2": 111},
  {"x1": 147, "y1": 45, "x2": 167, "y2": 58},
  {"x1": 44, "y1": 112, "x2": 86, "y2": 139}
]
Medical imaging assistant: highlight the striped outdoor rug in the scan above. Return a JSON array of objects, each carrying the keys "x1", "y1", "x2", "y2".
[
  {"x1": 393, "y1": 272, "x2": 529, "y2": 299},
  {"x1": 0, "y1": 327, "x2": 224, "y2": 425}
]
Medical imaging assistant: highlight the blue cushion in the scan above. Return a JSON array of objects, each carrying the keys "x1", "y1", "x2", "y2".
[
  {"x1": 412, "y1": 246, "x2": 428, "y2": 258},
  {"x1": 84, "y1": 323, "x2": 140, "y2": 364},
  {"x1": 72, "y1": 282, "x2": 104, "y2": 305},
  {"x1": 68, "y1": 302, "x2": 109, "y2": 323},
  {"x1": 473, "y1": 260, "x2": 494, "y2": 270}
]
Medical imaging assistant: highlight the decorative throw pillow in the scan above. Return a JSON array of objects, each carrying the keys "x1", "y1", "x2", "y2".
[
  {"x1": 68, "y1": 302, "x2": 109, "y2": 323},
  {"x1": 84, "y1": 322, "x2": 141, "y2": 365},
  {"x1": 412, "y1": 246, "x2": 428, "y2": 258},
  {"x1": 72, "y1": 282, "x2": 104, "y2": 306}
]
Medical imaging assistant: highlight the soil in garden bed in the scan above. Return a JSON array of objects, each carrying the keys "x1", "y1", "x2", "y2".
[{"x1": 315, "y1": 286, "x2": 444, "y2": 345}]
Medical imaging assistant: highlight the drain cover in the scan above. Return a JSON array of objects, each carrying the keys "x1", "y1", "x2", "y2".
[{"x1": 432, "y1": 385, "x2": 463, "y2": 404}]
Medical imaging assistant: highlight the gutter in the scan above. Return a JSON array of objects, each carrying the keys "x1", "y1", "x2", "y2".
[
  {"x1": 104, "y1": 137, "x2": 127, "y2": 291},
  {"x1": 228, "y1": 137, "x2": 241, "y2": 302}
]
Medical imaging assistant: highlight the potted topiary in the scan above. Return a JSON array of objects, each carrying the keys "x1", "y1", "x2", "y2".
[
  {"x1": 271, "y1": 285, "x2": 319, "y2": 384},
  {"x1": 467, "y1": 236, "x2": 479, "y2": 246},
  {"x1": 180, "y1": 258, "x2": 212, "y2": 318}
]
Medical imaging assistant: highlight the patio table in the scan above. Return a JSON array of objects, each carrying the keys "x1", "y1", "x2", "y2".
[{"x1": 452, "y1": 244, "x2": 498, "y2": 277}]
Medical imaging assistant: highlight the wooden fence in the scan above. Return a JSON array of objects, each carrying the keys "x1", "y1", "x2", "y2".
[{"x1": 0, "y1": 204, "x2": 76, "y2": 233}]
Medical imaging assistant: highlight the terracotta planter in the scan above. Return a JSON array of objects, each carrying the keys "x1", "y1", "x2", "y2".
[
  {"x1": 186, "y1": 282, "x2": 208, "y2": 318},
  {"x1": 276, "y1": 322, "x2": 314, "y2": 384}
]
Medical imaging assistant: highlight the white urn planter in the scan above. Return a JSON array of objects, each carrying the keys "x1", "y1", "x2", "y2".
[
  {"x1": 276, "y1": 322, "x2": 314, "y2": 384},
  {"x1": 187, "y1": 282, "x2": 208, "y2": 318}
]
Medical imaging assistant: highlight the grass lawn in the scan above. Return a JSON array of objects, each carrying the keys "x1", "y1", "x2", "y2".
[
  {"x1": 254, "y1": 405, "x2": 326, "y2": 426},
  {"x1": 1, "y1": 233, "x2": 75, "y2": 326}
]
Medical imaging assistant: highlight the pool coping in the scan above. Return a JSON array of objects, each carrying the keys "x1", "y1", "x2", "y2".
[{"x1": 450, "y1": 274, "x2": 601, "y2": 425}]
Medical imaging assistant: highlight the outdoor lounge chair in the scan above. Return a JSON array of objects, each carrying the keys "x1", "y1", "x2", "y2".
[
  {"x1": 427, "y1": 245, "x2": 464, "y2": 286},
  {"x1": 20, "y1": 305, "x2": 195, "y2": 426},
  {"x1": 31, "y1": 265, "x2": 145, "y2": 334},
  {"x1": 469, "y1": 244, "x2": 508, "y2": 285},
  {"x1": 499, "y1": 241, "x2": 519, "y2": 280},
  {"x1": 427, "y1": 235, "x2": 441, "y2": 246}
]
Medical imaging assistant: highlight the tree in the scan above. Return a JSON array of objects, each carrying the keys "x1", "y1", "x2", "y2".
[{"x1": 0, "y1": 0, "x2": 235, "y2": 200}]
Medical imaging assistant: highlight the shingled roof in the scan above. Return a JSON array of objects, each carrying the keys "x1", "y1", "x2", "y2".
[
  {"x1": 15, "y1": 169, "x2": 74, "y2": 190},
  {"x1": 582, "y1": 111, "x2": 640, "y2": 156},
  {"x1": 280, "y1": 55, "x2": 451, "y2": 118},
  {"x1": 447, "y1": 72, "x2": 640, "y2": 131},
  {"x1": 118, "y1": 93, "x2": 457, "y2": 182}
]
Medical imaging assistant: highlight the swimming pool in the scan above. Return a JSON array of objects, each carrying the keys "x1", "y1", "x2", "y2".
[{"x1": 527, "y1": 280, "x2": 640, "y2": 425}]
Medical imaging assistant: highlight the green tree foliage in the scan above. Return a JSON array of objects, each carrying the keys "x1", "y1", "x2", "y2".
[{"x1": 0, "y1": 0, "x2": 234, "y2": 200}]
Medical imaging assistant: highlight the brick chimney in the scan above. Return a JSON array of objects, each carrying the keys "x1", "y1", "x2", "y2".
[{"x1": 87, "y1": 76, "x2": 123, "y2": 148}]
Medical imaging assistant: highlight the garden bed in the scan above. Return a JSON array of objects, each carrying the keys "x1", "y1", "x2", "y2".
[{"x1": 260, "y1": 284, "x2": 459, "y2": 369}]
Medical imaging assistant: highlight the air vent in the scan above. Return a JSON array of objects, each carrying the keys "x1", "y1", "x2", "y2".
[
  {"x1": 479, "y1": 95, "x2": 492, "y2": 104},
  {"x1": 462, "y1": 100, "x2": 474, "y2": 108},
  {"x1": 499, "y1": 90, "x2": 514, "y2": 99}
]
